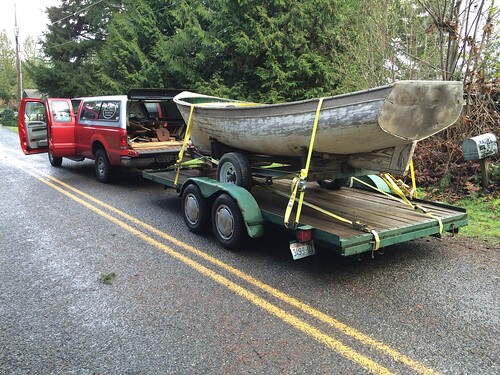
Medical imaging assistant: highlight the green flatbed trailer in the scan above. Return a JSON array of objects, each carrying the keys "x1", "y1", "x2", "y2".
[{"x1": 142, "y1": 167, "x2": 467, "y2": 258}]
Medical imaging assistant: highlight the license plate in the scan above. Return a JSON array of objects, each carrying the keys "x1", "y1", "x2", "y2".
[{"x1": 289, "y1": 241, "x2": 316, "y2": 260}]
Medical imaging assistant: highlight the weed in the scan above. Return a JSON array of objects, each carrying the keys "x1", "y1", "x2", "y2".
[{"x1": 99, "y1": 272, "x2": 117, "y2": 285}]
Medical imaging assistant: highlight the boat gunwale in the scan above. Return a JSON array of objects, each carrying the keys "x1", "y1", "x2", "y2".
[
  {"x1": 173, "y1": 80, "x2": 463, "y2": 113},
  {"x1": 173, "y1": 84, "x2": 395, "y2": 111},
  {"x1": 175, "y1": 98, "x2": 386, "y2": 120}
]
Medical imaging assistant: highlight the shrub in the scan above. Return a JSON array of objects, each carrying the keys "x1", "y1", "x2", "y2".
[{"x1": 0, "y1": 108, "x2": 17, "y2": 127}]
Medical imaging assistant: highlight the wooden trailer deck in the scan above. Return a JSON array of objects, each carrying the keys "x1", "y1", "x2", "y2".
[{"x1": 251, "y1": 180, "x2": 467, "y2": 255}]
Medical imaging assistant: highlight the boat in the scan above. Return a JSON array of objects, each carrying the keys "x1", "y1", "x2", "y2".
[{"x1": 173, "y1": 81, "x2": 463, "y2": 179}]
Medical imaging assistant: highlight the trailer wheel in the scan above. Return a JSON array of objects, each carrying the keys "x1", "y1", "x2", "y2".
[
  {"x1": 217, "y1": 152, "x2": 252, "y2": 190},
  {"x1": 182, "y1": 184, "x2": 210, "y2": 234},
  {"x1": 48, "y1": 145, "x2": 62, "y2": 167},
  {"x1": 317, "y1": 178, "x2": 348, "y2": 190},
  {"x1": 95, "y1": 148, "x2": 113, "y2": 183},
  {"x1": 212, "y1": 194, "x2": 247, "y2": 250}
]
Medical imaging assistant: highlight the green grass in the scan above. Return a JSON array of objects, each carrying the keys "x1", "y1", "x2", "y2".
[
  {"x1": 418, "y1": 188, "x2": 499, "y2": 245},
  {"x1": 454, "y1": 195, "x2": 500, "y2": 245},
  {"x1": 99, "y1": 272, "x2": 117, "y2": 285}
]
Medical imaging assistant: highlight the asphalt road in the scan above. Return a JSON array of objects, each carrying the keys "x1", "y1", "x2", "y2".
[{"x1": 0, "y1": 126, "x2": 498, "y2": 374}]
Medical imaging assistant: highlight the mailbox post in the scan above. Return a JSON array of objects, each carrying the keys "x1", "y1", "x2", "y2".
[{"x1": 462, "y1": 133, "x2": 498, "y2": 189}]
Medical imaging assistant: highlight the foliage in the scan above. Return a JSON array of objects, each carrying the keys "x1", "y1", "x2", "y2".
[
  {"x1": 24, "y1": 0, "x2": 498, "y2": 100},
  {"x1": 99, "y1": 272, "x2": 117, "y2": 285},
  {"x1": 93, "y1": 0, "x2": 165, "y2": 93},
  {"x1": 212, "y1": 0, "x2": 346, "y2": 102},
  {"x1": 0, "y1": 108, "x2": 17, "y2": 127},
  {"x1": 0, "y1": 31, "x2": 17, "y2": 104},
  {"x1": 157, "y1": 0, "x2": 349, "y2": 102},
  {"x1": 21, "y1": 36, "x2": 43, "y2": 91}
]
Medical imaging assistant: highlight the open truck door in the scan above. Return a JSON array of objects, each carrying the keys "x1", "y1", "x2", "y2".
[{"x1": 18, "y1": 98, "x2": 77, "y2": 162}]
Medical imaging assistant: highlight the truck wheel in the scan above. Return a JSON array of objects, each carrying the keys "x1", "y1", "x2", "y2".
[
  {"x1": 182, "y1": 184, "x2": 210, "y2": 234},
  {"x1": 95, "y1": 148, "x2": 113, "y2": 183},
  {"x1": 212, "y1": 194, "x2": 247, "y2": 250},
  {"x1": 48, "y1": 147, "x2": 62, "y2": 167},
  {"x1": 317, "y1": 178, "x2": 348, "y2": 190},
  {"x1": 217, "y1": 152, "x2": 252, "y2": 190}
]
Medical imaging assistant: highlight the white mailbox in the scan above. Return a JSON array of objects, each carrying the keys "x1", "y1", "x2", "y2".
[{"x1": 462, "y1": 133, "x2": 498, "y2": 161}]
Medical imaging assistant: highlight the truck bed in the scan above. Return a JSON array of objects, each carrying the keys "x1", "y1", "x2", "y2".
[{"x1": 143, "y1": 168, "x2": 467, "y2": 256}]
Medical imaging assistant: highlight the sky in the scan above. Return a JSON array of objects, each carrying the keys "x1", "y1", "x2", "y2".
[{"x1": 0, "y1": 0, "x2": 60, "y2": 53}]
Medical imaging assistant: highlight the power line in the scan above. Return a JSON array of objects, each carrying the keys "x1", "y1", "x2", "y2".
[
  {"x1": 50, "y1": 0, "x2": 105, "y2": 26},
  {"x1": 40, "y1": 2, "x2": 175, "y2": 51}
]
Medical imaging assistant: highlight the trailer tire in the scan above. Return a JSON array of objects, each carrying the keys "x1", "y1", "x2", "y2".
[
  {"x1": 182, "y1": 184, "x2": 210, "y2": 234},
  {"x1": 48, "y1": 146, "x2": 62, "y2": 167},
  {"x1": 317, "y1": 178, "x2": 348, "y2": 190},
  {"x1": 95, "y1": 148, "x2": 113, "y2": 183},
  {"x1": 217, "y1": 152, "x2": 252, "y2": 190},
  {"x1": 212, "y1": 194, "x2": 247, "y2": 250}
]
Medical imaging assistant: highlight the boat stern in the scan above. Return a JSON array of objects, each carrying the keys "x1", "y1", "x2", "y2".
[{"x1": 378, "y1": 80, "x2": 464, "y2": 141}]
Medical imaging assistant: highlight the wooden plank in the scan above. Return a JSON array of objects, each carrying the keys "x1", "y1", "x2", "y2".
[{"x1": 130, "y1": 140, "x2": 184, "y2": 150}]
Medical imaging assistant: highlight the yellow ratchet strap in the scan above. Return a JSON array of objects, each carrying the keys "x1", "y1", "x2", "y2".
[
  {"x1": 284, "y1": 97, "x2": 324, "y2": 228},
  {"x1": 270, "y1": 184, "x2": 380, "y2": 251},
  {"x1": 382, "y1": 173, "x2": 443, "y2": 234},
  {"x1": 174, "y1": 105, "x2": 196, "y2": 188},
  {"x1": 354, "y1": 174, "x2": 443, "y2": 235},
  {"x1": 409, "y1": 159, "x2": 417, "y2": 199}
]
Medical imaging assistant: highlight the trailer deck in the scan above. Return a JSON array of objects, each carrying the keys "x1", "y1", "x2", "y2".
[{"x1": 143, "y1": 168, "x2": 467, "y2": 257}]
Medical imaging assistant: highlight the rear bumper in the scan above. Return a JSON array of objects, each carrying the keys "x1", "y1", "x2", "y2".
[{"x1": 120, "y1": 153, "x2": 178, "y2": 169}]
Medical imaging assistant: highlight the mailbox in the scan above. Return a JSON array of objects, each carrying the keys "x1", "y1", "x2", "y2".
[{"x1": 462, "y1": 133, "x2": 498, "y2": 161}]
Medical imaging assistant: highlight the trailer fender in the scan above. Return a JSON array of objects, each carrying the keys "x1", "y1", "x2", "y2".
[
  {"x1": 350, "y1": 175, "x2": 391, "y2": 193},
  {"x1": 181, "y1": 177, "x2": 264, "y2": 238}
]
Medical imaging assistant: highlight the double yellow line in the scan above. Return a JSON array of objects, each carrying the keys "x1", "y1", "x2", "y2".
[{"x1": 3, "y1": 150, "x2": 440, "y2": 375}]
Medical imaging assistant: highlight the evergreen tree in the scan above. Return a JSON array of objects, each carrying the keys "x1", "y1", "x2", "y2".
[
  {"x1": 161, "y1": 0, "x2": 347, "y2": 102},
  {"x1": 31, "y1": 0, "x2": 120, "y2": 97},
  {"x1": 94, "y1": 0, "x2": 164, "y2": 93}
]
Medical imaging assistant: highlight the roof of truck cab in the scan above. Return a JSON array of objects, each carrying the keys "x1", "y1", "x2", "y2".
[{"x1": 73, "y1": 95, "x2": 128, "y2": 102}]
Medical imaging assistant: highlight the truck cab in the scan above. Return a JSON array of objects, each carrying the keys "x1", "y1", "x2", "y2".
[{"x1": 18, "y1": 89, "x2": 186, "y2": 182}]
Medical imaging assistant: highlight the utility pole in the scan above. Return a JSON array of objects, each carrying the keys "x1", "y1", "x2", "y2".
[{"x1": 14, "y1": 3, "x2": 23, "y2": 102}]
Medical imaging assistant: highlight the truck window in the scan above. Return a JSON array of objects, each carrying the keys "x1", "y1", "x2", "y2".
[
  {"x1": 144, "y1": 102, "x2": 162, "y2": 118},
  {"x1": 51, "y1": 101, "x2": 72, "y2": 123},
  {"x1": 25, "y1": 102, "x2": 46, "y2": 122},
  {"x1": 127, "y1": 101, "x2": 146, "y2": 121},
  {"x1": 99, "y1": 101, "x2": 120, "y2": 121},
  {"x1": 71, "y1": 99, "x2": 82, "y2": 115},
  {"x1": 80, "y1": 101, "x2": 101, "y2": 120}
]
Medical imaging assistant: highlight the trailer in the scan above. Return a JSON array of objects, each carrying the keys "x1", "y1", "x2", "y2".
[{"x1": 142, "y1": 162, "x2": 467, "y2": 259}]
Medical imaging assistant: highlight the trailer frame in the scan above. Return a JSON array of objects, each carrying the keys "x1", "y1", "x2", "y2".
[{"x1": 143, "y1": 165, "x2": 468, "y2": 258}]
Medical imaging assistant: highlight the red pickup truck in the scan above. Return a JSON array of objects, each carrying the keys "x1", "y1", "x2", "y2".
[{"x1": 18, "y1": 89, "x2": 186, "y2": 182}]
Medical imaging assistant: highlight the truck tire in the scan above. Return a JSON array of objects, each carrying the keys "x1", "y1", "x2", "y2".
[
  {"x1": 317, "y1": 178, "x2": 348, "y2": 190},
  {"x1": 212, "y1": 194, "x2": 247, "y2": 250},
  {"x1": 217, "y1": 152, "x2": 252, "y2": 190},
  {"x1": 48, "y1": 146, "x2": 62, "y2": 167},
  {"x1": 182, "y1": 184, "x2": 210, "y2": 234},
  {"x1": 95, "y1": 148, "x2": 113, "y2": 183}
]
